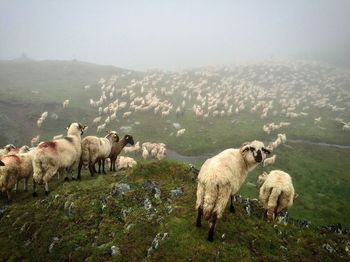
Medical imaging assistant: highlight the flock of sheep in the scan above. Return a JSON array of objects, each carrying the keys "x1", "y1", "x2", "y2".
[{"x1": 0, "y1": 59, "x2": 349, "y2": 243}]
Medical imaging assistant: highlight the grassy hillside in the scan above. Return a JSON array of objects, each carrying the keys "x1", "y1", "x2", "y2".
[
  {"x1": 0, "y1": 161, "x2": 349, "y2": 261},
  {"x1": 0, "y1": 59, "x2": 349, "y2": 230}
]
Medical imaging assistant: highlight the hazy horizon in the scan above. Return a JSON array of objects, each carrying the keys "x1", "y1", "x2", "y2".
[{"x1": 1, "y1": 0, "x2": 350, "y2": 70}]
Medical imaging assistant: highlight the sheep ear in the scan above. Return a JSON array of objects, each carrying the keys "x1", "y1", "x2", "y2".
[
  {"x1": 240, "y1": 142, "x2": 250, "y2": 153},
  {"x1": 262, "y1": 147, "x2": 271, "y2": 155},
  {"x1": 0, "y1": 160, "x2": 5, "y2": 166}
]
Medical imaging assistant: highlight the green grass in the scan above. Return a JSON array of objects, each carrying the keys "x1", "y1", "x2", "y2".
[{"x1": 0, "y1": 161, "x2": 348, "y2": 261}]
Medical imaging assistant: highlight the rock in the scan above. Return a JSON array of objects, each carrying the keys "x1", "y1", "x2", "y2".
[
  {"x1": 147, "y1": 233, "x2": 168, "y2": 257},
  {"x1": 322, "y1": 224, "x2": 342, "y2": 234},
  {"x1": 322, "y1": 243, "x2": 335, "y2": 254},
  {"x1": 243, "y1": 198, "x2": 251, "y2": 216},
  {"x1": 68, "y1": 202, "x2": 75, "y2": 217},
  {"x1": 110, "y1": 245, "x2": 120, "y2": 256},
  {"x1": 144, "y1": 180, "x2": 161, "y2": 197},
  {"x1": 112, "y1": 183, "x2": 130, "y2": 197},
  {"x1": 170, "y1": 188, "x2": 183, "y2": 198},
  {"x1": 48, "y1": 237, "x2": 59, "y2": 253},
  {"x1": 144, "y1": 197, "x2": 152, "y2": 210},
  {"x1": 276, "y1": 211, "x2": 289, "y2": 225}
]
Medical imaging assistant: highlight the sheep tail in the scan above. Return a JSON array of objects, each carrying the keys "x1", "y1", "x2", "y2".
[{"x1": 267, "y1": 187, "x2": 282, "y2": 214}]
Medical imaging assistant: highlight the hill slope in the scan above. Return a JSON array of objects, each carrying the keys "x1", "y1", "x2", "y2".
[{"x1": 0, "y1": 161, "x2": 349, "y2": 261}]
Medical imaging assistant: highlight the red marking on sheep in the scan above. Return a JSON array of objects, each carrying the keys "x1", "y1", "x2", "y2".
[
  {"x1": 0, "y1": 154, "x2": 22, "y2": 164},
  {"x1": 39, "y1": 141, "x2": 57, "y2": 150}
]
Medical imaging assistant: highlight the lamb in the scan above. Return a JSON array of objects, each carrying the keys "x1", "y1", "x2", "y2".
[
  {"x1": 257, "y1": 170, "x2": 295, "y2": 220},
  {"x1": 107, "y1": 134, "x2": 135, "y2": 172},
  {"x1": 195, "y1": 140, "x2": 271, "y2": 241},
  {"x1": 78, "y1": 131, "x2": 119, "y2": 178},
  {"x1": 31, "y1": 123, "x2": 87, "y2": 196},
  {"x1": 176, "y1": 128, "x2": 186, "y2": 137},
  {"x1": 116, "y1": 156, "x2": 137, "y2": 170}
]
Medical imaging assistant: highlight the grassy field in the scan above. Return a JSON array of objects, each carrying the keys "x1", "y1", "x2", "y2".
[{"x1": 0, "y1": 161, "x2": 349, "y2": 261}]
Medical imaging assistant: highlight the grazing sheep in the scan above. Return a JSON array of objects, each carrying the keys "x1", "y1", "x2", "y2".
[
  {"x1": 123, "y1": 141, "x2": 141, "y2": 154},
  {"x1": 117, "y1": 156, "x2": 137, "y2": 170},
  {"x1": 14, "y1": 150, "x2": 35, "y2": 192},
  {"x1": 257, "y1": 170, "x2": 295, "y2": 220},
  {"x1": 78, "y1": 131, "x2": 119, "y2": 178},
  {"x1": 195, "y1": 140, "x2": 271, "y2": 241},
  {"x1": 107, "y1": 134, "x2": 135, "y2": 172},
  {"x1": 263, "y1": 155, "x2": 276, "y2": 167},
  {"x1": 31, "y1": 123, "x2": 87, "y2": 196},
  {"x1": 0, "y1": 155, "x2": 21, "y2": 201},
  {"x1": 142, "y1": 146, "x2": 149, "y2": 160},
  {"x1": 176, "y1": 128, "x2": 186, "y2": 137}
]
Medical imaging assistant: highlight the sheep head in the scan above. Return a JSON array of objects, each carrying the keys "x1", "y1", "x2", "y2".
[
  {"x1": 106, "y1": 130, "x2": 119, "y2": 143},
  {"x1": 240, "y1": 140, "x2": 271, "y2": 165},
  {"x1": 66, "y1": 123, "x2": 88, "y2": 136},
  {"x1": 124, "y1": 134, "x2": 135, "y2": 146}
]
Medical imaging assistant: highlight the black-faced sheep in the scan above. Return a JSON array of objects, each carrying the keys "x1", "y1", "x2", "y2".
[
  {"x1": 195, "y1": 140, "x2": 271, "y2": 241},
  {"x1": 78, "y1": 131, "x2": 119, "y2": 179}
]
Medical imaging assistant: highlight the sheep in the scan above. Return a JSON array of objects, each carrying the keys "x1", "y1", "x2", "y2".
[
  {"x1": 78, "y1": 131, "x2": 119, "y2": 178},
  {"x1": 195, "y1": 140, "x2": 271, "y2": 241},
  {"x1": 13, "y1": 150, "x2": 35, "y2": 192},
  {"x1": 142, "y1": 146, "x2": 149, "y2": 160},
  {"x1": 63, "y1": 99, "x2": 70, "y2": 108},
  {"x1": 0, "y1": 144, "x2": 16, "y2": 157},
  {"x1": 0, "y1": 155, "x2": 21, "y2": 201},
  {"x1": 123, "y1": 141, "x2": 141, "y2": 154},
  {"x1": 31, "y1": 135, "x2": 40, "y2": 147},
  {"x1": 176, "y1": 129, "x2": 186, "y2": 137},
  {"x1": 31, "y1": 123, "x2": 87, "y2": 196},
  {"x1": 107, "y1": 134, "x2": 135, "y2": 172},
  {"x1": 117, "y1": 156, "x2": 137, "y2": 170},
  {"x1": 257, "y1": 170, "x2": 295, "y2": 220},
  {"x1": 263, "y1": 155, "x2": 276, "y2": 167}
]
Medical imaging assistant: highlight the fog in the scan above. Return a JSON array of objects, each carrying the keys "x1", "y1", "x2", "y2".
[{"x1": 0, "y1": 0, "x2": 349, "y2": 70}]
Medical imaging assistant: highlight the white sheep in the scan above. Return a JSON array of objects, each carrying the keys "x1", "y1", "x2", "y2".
[
  {"x1": 32, "y1": 123, "x2": 87, "y2": 196},
  {"x1": 78, "y1": 131, "x2": 119, "y2": 178},
  {"x1": 263, "y1": 155, "x2": 276, "y2": 167},
  {"x1": 176, "y1": 129, "x2": 186, "y2": 137},
  {"x1": 117, "y1": 156, "x2": 137, "y2": 170},
  {"x1": 257, "y1": 170, "x2": 295, "y2": 220},
  {"x1": 195, "y1": 140, "x2": 271, "y2": 241},
  {"x1": 0, "y1": 155, "x2": 21, "y2": 201},
  {"x1": 123, "y1": 141, "x2": 141, "y2": 154}
]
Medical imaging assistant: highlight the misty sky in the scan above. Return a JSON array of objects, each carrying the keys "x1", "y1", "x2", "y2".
[{"x1": 0, "y1": 0, "x2": 350, "y2": 70}]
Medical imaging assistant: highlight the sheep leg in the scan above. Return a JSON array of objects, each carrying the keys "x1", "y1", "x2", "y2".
[
  {"x1": 207, "y1": 212, "x2": 217, "y2": 242},
  {"x1": 196, "y1": 207, "x2": 203, "y2": 227},
  {"x1": 32, "y1": 180, "x2": 38, "y2": 197},
  {"x1": 88, "y1": 162, "x2": 95, "y2": 177},
  {"x1": 44, "y1": 182, "x2": 49, "y2": 196},
  {"x1": 77, "y1": 159, "x2": 83, "y2": 180},
  {"x1": 97, "y1": 159, "x2": 102, "y2": 174},
  {"x1": 24, "y1": 177, "x2": 28, "y2": 191},
  {"x1": 113, "y1": 158, "x2": 118, "y2": 172},
  {"x1": 6, "y1": 190, "x2": 12, "y2": 203},
  {"x1": 230, "y1": 195, "x2": 235, "y2": 213},
  {"x1": 102, "y1": 159, "x2": 106, "y2": 174}
]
